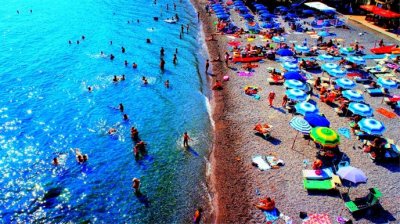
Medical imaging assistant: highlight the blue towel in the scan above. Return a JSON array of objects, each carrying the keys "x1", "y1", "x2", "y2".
[
  {"x1": 338, "y1": 127, "x2": 351, "y2": 139},
  {"x1": 264, "y1": 208, "x2": 280, "y2": 222}
]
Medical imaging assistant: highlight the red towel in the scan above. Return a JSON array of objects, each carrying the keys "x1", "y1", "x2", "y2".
[{"x1": 376, "y1": 107, "x2": 397, "y2": 119}]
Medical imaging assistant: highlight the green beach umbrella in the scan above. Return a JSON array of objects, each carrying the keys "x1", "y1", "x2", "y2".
[{"x1": 310, "y1": 127, "x2": 340, "y2": 148}]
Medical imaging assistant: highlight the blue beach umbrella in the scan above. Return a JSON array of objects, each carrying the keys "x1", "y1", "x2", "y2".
[
  {"x1": 272, "y1": 36, "x2": 286, "y2": 43},
  {"x1": 290, "y1": 116, "x2": 312, "y2": 133},
  {"x1": 358, "y1": 118, "x2": 386, "y2": 136},
  {"x1": 284, "y1": 80, "x2": 307, "y2": 90},
  {"x1": 342, "y1": 90, "x2": 364, "y2": 102},
  {"x1": 346, "y1": 56, "x2": 366, "y2": 65},
  {"x1": 282, "y1": 61, "x2": 299, "y2": 71},
  {"x1": 377, "y1": 78, "x2": 398, "y2": 89},
  {"x1": 327, "y1": 68, "x2": 347, "y2": 78},
  {"x1": 321, "y1": 63, "x2": 338, "y2": 71},
  {"x1": 348, "y1": 103, "x2": 373, "y2": 117},
  {"x1": 277, "y1": 48, "x2": 293, "y2": 56},
  {"x1": 336, "y1": 78, "x2": 356, "y2": 89},
  {"x1": 294, "y1": 45, "x2": 310, "y2": 53},
  {"x1": 260, "y1": 13, "x2": 274, "y2": 19},
  {"x1": 295, "y1": 102, "x2": 319, "y2": 116},
  {"x1": 304, "y1": 113, "x2": 330, "y2": 127},
  {"x1": 284, "y1": 71, "x2": 304, "y2": 81},
  {"x1": 285, "y1": 89, "x2": 308, "y2": 101},
  {"x1": 317, "y1": 54, "x2": 335, "y2": 62},
  {"x1": 340, "y1": 47, "x2": 355, "y2": 55}
]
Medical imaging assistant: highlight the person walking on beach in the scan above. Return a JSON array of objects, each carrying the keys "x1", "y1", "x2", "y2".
[
  {"x1": 205, "y1": 59, "x2": 209, "y2": 74},
  {"x1": 224, "y1": 52, "x2": 229, "y2": 67},
  {"x1": 282, "y1": 94, "x2": 288, "y2": 107},
  {"x1": 183, "y1": 132, "x2": 191, "y2": 148},
  {"x1": 268, "y1": 91, "x2": 276, "y2": 107},
  {"x1": 132, "y1": 178, "x2": 141, "y2": 194}
]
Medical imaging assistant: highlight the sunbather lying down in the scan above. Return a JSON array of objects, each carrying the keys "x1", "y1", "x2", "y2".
[
  {"x1": 254, "y1": 123, "x2": 272, "y2": 134},
  {"x1": 245, "y1": 86, "x2": 258, "y2": 95},
  {"x1": 255, "y1": 197, "x2": 276, "y2": 211}
]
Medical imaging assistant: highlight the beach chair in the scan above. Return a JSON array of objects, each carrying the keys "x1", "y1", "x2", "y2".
[
  {"x1": 345, "y1": 188, "x2": 382, "y2": 213},
  {"x1": 302, "y1": 168, "x2": 333, "y2": 180},
  {"x1": 366, "y1": 88, "x2": 385, "y2": 96},
  {"x1": 303, "y1": 175, "x2": 341, "y2": 190}
]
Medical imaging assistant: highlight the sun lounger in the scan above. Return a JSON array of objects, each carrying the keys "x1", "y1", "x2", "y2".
[
  {"x1": 345, "y1": 188, "x2": 381, "y2": 213},
  {"x1": 303, "y1": 175, "x2": 341, "y2": 190},
  {"x1": 366, "y1": 88, "x2": 385, "y2": 96},
  {"x1": 302, "y1": 168, "x2": 333, "y2": 180}
]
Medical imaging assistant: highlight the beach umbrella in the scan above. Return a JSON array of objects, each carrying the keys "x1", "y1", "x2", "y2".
[
  {"x1": 342, "y1": 90, "x2": 364, "y2": 102},
  {"x1": 310, "y1": 127, "x2": 340, "y2": 147},
  {"x1": 348, "y1": 102, "x2": 373, "y2": 117},
  {"x1": 377, "y1": 77, "x2": 398, "y2": 89},
  {"x1": 295, "y1": 102, "x2": 319, "y2": 116},
  {"x1": 272, "y1": 36, "x2": 286, "y2": 43},
  {"x1": 327, "y1": 68, "x2": 347, "y2": 78},
  {"x1": 284, "y1": 80, "x2": 306, "y2": 90},
  {"x1": 336, "y1": 78, "x2": 356, "y2": 89},
  {"x1": 317, "y1": 54, "x2": 335, "y2": 62},
  {"x1": 285, "y1": 89, "x2": 308, "y2": 101},
  {"x1": 346, "y1": 56, "x2": 366, "y2": 65},
  {"x1": 260, "y1": 13, "x2": 274, "y2": 19},
  {"x1": 294, "y1": 45, "x2": 310, "y2": 53},
  {"x1": 284, "y1": 71, "x2": 304, "y2": 81},
  {"x1": 304, "y1": 113, "x2": 330, "y2": 127},
  {"x1": 276, "y1": 48, "x2": 293, "y2": 56},
  {"x1": 282, "y1": 61, "x2": 299, "y2": 71},
  {"x1": 358, "y1": 118, "x2": 386, "y2": 135},
  {"x1": 339, "y1": 47, "x2": 355, "y2": 55},
  {"x1": 317, "y1": 31, "x2": 331, "y2": 37},
  {"x1": 337, "y1": 166, "x2": 367, "y2": 184},
  {"x1": 289, "y1": 116, "x2": 312, "y2": 150},
  {"x1": 321, "y1": 63, "x2": 338, "y2": 71}
]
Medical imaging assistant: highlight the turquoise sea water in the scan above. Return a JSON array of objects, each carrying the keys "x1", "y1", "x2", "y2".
[{"x1": 0, "y1": 0, "x2": 212, "y2": 222}]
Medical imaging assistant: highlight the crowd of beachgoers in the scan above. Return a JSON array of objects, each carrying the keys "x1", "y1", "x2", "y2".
[{"x1": 194, "y1": 0, "x2": 400, "y2": 223}]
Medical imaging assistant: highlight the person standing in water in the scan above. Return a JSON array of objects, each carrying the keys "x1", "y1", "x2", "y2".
[
  {"x1": 132, "y1": 178, "x2": 141, "y2": 194},
  {"x1": 173, "y1": 54, "x2": 177, "y2": 65},
  {"x1": 160, "y1": 47, "x2": 165, "y2": 57},
  {"x1": 121, "y1": 46, "x2": 126, "y2": 53},
  {"x1": 160, "y1": 58, "x2": 165, "y2": 71},
  {"x1": 183, "y1": 132, "x2": 191, "y2": 148},
  {"x1": 119, "y1": 103, "x2": 124, "y2": 112}
]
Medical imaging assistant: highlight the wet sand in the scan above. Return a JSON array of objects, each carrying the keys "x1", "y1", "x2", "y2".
[{"x1": 192, "y1": 0, "x2": 400, "y2": 223}]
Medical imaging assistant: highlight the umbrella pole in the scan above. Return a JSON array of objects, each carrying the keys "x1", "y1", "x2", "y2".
[{"x1": 291, "y1": 131, "x2": 299, "y2": 150}]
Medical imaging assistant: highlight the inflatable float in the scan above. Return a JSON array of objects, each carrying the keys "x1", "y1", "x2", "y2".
[
  {"x1": 370, "y1": 45, "x2": 400, "y2": 54},
  {"x1": 232, "y1": 56, "x2": 264, "y2": 63}
]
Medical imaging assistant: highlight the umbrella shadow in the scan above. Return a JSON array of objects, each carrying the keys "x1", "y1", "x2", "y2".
[
  {"x1": 306, "y1": 189, "x2": 342, "y2": 198},
  {"x1": 373, "y1": 160, "x2": 400, "y2": 173}
]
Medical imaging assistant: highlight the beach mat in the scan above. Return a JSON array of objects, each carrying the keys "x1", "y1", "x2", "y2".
[{"x1": 376, "y1": 107, "x2": 397, "y2": 118}]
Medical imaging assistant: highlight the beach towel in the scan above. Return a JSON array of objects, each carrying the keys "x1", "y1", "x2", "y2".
[
  {"x1": 238, "y1": 71, "x2": 254, "y2": 77},
  {"x1": 252, "y1": 156, "x2": 271, "y2": 170},
  {"x1": 376, "y1": 107, "x2": 397, "y2": 119},
  {"x1": 338, "y1": 127, "x2": 351, "y2": 139},
  {"x1": 264, "y1": 208, "x2": 280, "y2": 223},
  {"x1": 303, "y1": 213, "x2": 331, "y2": 224}
]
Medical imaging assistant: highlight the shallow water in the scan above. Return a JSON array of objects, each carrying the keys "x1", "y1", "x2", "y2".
[{"x1": 0, "y1": 0, "x2": 211, "y2": 222}]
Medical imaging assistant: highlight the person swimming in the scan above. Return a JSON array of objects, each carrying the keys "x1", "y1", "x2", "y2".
[
  {"x1": 173, "y1": 54, "x2": 177, "y2": 65},
  {"x1": 110, "y1": 54, "x2": 115, "y2": 60},
  {"x1": 110, "y1": 40, "x2": 113, "y2": 45},
  {"x1": 113, "y1": 75, "x2": 118, "y2": 82},
  {"x1": 160, "y1": 47, "x2": 165, "y2": 57},
  {"x1": 123, "y1": 114, "x2": 129, "y2": 121},
  {"x1": 165, "y1": 80, "x2": 170, "y2": 88},
  {"x1": 142, "y1": 76, "x2": 148, "y2": 85},
  {"x1": 108, "y1": 128, "x2": 117, "y2": 135},
  {"x1": 88, "y1": 86, "x2": 92, "y2": 92},
  {"x1": 132, "y1": 178, "x2": 141, "y2": 194},
  {"x1": 77, "y1": 40, "x2": 80, "y2": 44},
  {"x1": 121, "y1": 74, "x2": 125, "y2": 81},
  {"x1": 82, "y1": 35, "x2": 85, "y2": 40},
  {"x1": 146, "y1": 38, "x2": 151, "y2": 43},
  {"x1": 75, "y1": 148, "x2": 88, "y2": 164},
  {"x1": 121, "y1": 46, "x2": 126, "y2": 53},
  {"x1": 68, "y1": 40, "x2": 72, "y2": 44},
  {"x1": 52, "y1": 157, "x2": 59, "y2": 166},
  {"x1": 160, "y1": 58, "x2": 165, "y2": 71},
  {"x1": 132, "y1": 62, "x2": 137, "y2": 69},
  {"x1": 131, "y1": 127, "x2": 139, "y2": 141},
  {"x1": 124, "y1": 60, "x2": 128, "y2": 66},
  {"x1": 119, "y1": 103, "x2": 124, "y2": 112}
]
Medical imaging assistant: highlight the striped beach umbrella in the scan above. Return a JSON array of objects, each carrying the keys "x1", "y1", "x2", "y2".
[
  {"x1": 342, "y1": 90, "x2": 364, "y2": 102},
  {"x1": 310, "y1": 127, "x2": 340, "y2": 147},
  {"x1": 295, "y1": 102, "x2": 319, "y2": 116},
  {"x1": 377, "y1": 77, "x2": 398, "y2": 89},
  {"x1": 317, "y1": 54, "x2": 335, "y2": 62},
  {"x1": 339, "y1": 47, "x2": 355, "y2": 55},
  {"x1": 348, "y1": 102, "x2": 373, "y2": 117},
  {"x1": 321, "y1": 63, "x2": 338, "y2": 71},
  {"x1": 336, "y1": 78, "x2": 356, "y2": 89},
  {"x1": 346, "y1": 56, "x2": 366, "y2": 65},
  {"x1": 358, "y1": 118, "x2": 386, "y2": 135},
  {"x1": 285, "y1": 89, "x2": 308, "y2": 101},
  {"x1": 284, "y1": 79, "x2": 306, "y2": 90},
  {"x1": 282, "y1": 61, "x2": 299, "y2": 71},
  {"x1": 290, "y1": 117, "x2": 312, "y2": 133},
  {"x1": 304, "y1": 113, "x2": 330, "y2": 127},
  {"x1": 294, "y1": 45, "x2": 310, "y2": 53},
  {"x1": 327, "y1": 68, "x2": 347, "y2": 78}
]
